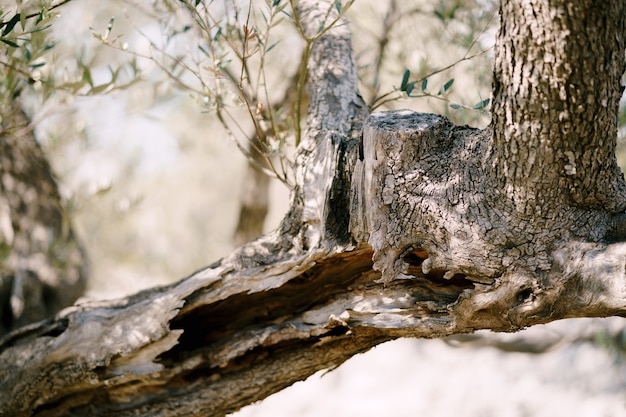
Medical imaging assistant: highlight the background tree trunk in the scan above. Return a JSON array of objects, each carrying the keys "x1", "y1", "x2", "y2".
[
  {"x1": 2, "y1": 1, "x2": 626, "y2": 416},
  {"x1": 233, "y1": 144, "x2": 270, "y2": 246},
  {"x1": 0, "y1": 103, "x2": 87, "y2": 336},
  {"x1": 232, "y1": 70, "x2": 304, "y2": 246}
]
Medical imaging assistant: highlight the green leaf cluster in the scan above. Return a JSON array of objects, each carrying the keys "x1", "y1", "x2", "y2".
[{"x1": 0, "y1": 7, "x2": 57, "y2": 115}]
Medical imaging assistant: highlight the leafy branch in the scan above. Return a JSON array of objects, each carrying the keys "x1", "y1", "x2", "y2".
[
  {"x1": 109, "y1": 0, "x2": 297, "y2": 184},
  {"x1": 368, "y1": 3, "x2": 496, "y2": 116},
  {"x1": 370, "y1": 45, "x2": 492, "y2": 111},
  {"x1": 88, "y1": 0, "x2": 358, "y2": 186}
]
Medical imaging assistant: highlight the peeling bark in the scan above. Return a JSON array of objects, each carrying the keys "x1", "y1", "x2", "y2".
[{"x1": 1, "y1": 1, "x2": 626, "y2": 416}]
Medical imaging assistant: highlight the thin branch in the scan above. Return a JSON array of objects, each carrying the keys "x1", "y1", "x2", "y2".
[
  {"x1": 11, "y1": 0, "x2": 74, "y2": 21},
  {"x1": 371, "y1": 47, "x2": 492, "y2": 110},
  {"x1": 370, "y1": 6, "x2": 496, "y2": 110}
]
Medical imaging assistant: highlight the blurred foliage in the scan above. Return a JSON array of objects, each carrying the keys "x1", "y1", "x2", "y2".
[
  {"x1": 89, "y1": 0, "x2": 307, "y2": 185},
  {"x1": 594, "y1": 327, "x2": 626, "y2": 364},
  {"x1": 0, "y1": 1, "x2": 142, "y2": 125},
  {"x1": 0, "y1": 2, "x2": 58, "y2": 125}
]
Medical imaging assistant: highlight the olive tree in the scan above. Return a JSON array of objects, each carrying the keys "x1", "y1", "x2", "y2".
[
  {"x1": 2, "y1": 0, "x2": 626, "y2": 416},
  {"x1": 0, "y1": 2, "x2": 88, "y2": 337}
]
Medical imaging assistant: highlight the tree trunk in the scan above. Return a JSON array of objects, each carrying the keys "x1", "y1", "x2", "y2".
[
  {"x1": 2, "y1": 1, "x2": 626, "y2": 416},
  {"x1": 0, "y1": 104, "x2": 88, "y2": 336},
  {"x1": 492, "y1": 0, "x2": 626, "y2": 212},
  {"x1": 232, "y1": 145, "x2": 270, "y2": 246}
]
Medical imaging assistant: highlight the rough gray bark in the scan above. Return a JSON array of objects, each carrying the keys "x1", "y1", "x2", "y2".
[
  {"x1": 492, "y1": 0, "x2": 626, "y2": 212},
  {"x1": 2, "y1": 0, "x2": 626, "y2": 416}
]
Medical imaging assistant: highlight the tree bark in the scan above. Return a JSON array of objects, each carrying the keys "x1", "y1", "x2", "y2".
[
  {"x1": 2, "y1": 1, "x2": 626, "y2": 416},
  {"x1": 491, "y1": 0, "x2": 626, "y2": 212}
]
